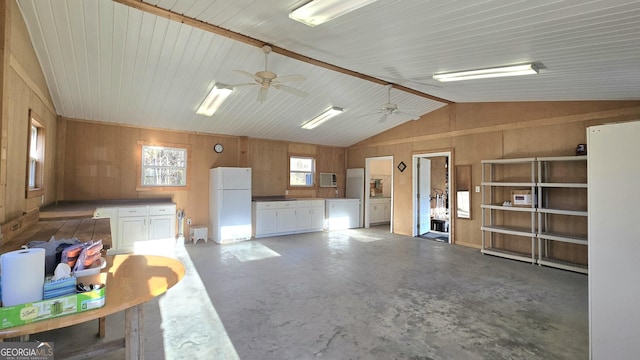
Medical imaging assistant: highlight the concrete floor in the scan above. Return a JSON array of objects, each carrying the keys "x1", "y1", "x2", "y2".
[{"x1": 33, "y1": 227, "x2": 588, "y2": 359}]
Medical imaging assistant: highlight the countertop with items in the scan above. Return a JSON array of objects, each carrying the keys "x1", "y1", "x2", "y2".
[{"x1": 40, "y1": 198, "x2": 175, "y2": 219}]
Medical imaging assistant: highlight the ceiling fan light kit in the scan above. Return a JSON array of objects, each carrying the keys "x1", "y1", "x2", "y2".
[
  {"x1": 290, "y1": 0, "x2": 379, "y2": 27},
  {"x1": 196, "y1": 83, "x2": 234, "y2": 116},
  {"x1": 432, "y1": 63, "x2": 539, "y2": 82},
  {"x1": 233, "y1": 45, "x2": 308, "y2": 103},
  {"x1": 301, "y1": 106, "x2": 344, "y2": 129}
]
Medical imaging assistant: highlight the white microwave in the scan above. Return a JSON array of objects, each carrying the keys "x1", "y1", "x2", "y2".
[{"x1": 319, "y1": 173, "x2": 337, "y2": 187}]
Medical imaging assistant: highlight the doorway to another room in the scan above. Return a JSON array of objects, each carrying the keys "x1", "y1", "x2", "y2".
[
  {"x1": 364, "y1": 156, "x2": 393, "y2": 232},
  {"x1": 412, "y1": 152, "x2": 451, "y2": 243}
]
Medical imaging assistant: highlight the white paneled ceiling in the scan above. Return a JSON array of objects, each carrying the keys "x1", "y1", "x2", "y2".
[{"x1": 17, "y1": 0, "x2": 640, "y2": 147}]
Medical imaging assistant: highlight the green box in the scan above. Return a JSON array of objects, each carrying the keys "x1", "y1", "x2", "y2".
[{"x1": 0, "y1": 273, "x2": 106, "y2": 330}]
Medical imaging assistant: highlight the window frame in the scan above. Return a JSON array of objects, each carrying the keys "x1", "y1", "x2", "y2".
[
  {"x1": 25, "y1": 110, "x2": 45, "y2": 199},
  {"x1": 137, "y1": 141, "x2": 191, "y2": 191},
  {"x1": 288, "y1": 154, "x2": 316, "y2": 188}
]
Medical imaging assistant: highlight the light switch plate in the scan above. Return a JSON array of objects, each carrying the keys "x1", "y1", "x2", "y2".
[{"x1": 475, "y1": 186, "x2": 481, "y2": 193}]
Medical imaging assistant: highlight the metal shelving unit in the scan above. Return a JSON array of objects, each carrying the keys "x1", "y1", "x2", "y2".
[
  {"x1": 481, "y1": 156, "x2": 589, "y2": 273},
  {"x1": 537, "y1": 155, "x2": 588, "y2": 273},
  {"x1": 481, "y1": 158, "x2": 537, "y2": 264}
]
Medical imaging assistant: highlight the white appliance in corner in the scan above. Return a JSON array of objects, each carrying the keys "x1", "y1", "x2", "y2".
[
  {"x1": 346, "y1": 168, "x2": 365, "y2": 228},
  {"x1": 325, "y1": 198, "x2": 361, "y2": 230},
  {"x1": 209, "y1": 167, "x2": 252, "y2": 244}
]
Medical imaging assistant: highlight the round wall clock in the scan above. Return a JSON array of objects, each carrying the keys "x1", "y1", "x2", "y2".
[{"x1": 214, "y1": 143, "x2": 224, "y2": 153}]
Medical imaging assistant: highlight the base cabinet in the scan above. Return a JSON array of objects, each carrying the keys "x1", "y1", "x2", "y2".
[
  {"x1": 148, "y1": 215, "x2": 174, "y2": 240},
  {"x1": 253, "y1": 200, "x2": 325, "y2": 238},
  {"x1": 118, "y1": 216, "x2": 147, "y2": 249},
  {"x1": 297, "y1": 200, "x2": 324, "y2": 231},
  {"x1": 255, "y1": 207, "x2": 278, "y2": 236},
  {"x1": 276, "y1": 202, "x2": 298, "y2": 233},
  {"x1": 97, "y1": 203, "x2": 176, "y2": 253},
  {"x1": 369, "y1": 198, "x2": 391, "y2": 224}
]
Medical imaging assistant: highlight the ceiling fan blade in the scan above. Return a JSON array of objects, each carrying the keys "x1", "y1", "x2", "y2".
[
  {"x1": 233, "y1": 69, "x2": 261, "y2": 82},
  {"x1": 274, "y1": 74, "x2": 306, "y2": 83},
  {"x1": 379, "y1": 113, "x2": 389, "y2": 123},
  {"x1": 396, "y1": 110, "x2": 420, "y2": 120},
  {"x1": 257, "y1": 87, "x2": 268, "y2": 103},
  {"x1": 229, "y1": 82, "x2": 257, "y2": 87},
  {"x1": 356, "y1": 110, "x2": 383, "y2": 119},
  {"x1": 273, "y1": 84, "x2": 308, "y2": 97}
]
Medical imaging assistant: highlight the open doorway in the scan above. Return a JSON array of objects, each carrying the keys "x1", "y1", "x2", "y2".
[
  {"x1": 364, "y1": 156, "x2": 393, "y2": 232},
  {"x1": 412, "y1": 151, "x2": 452, "y2": 242}
]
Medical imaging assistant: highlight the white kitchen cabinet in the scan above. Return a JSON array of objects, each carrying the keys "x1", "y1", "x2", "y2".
[
  {"x1": 276, "y1": 202, "x2": 297, "y2": 233},
  {"x1": 118, "y1": 215, "x2": 147, "y2": 249},
  {"x1": 148, "y1": 205, "x2": 176, "y2": 241},
  {"x1": 97, "y1": 203, "x2": 176, "y2": 253},
  {"x1": 117, "y1": 206, "x2": 149, "y2": 250},
  {"x1": 311, "y1": 201, "x2": 325, "y2": 230},
  {"x1": 369, "y1": 198, "x2": 391, "y2": 224},
  {"x1": 254, "y1": 202, "x2": 278, "y2": 237},
  {"x1": 253, "y1": 199, "x2": 326, "y2": 238},
  {"x1": 296, "y1": 201, "x2": 313, "y2": 231},
  {"x1": 296, "y1": 200, "x2": 326, "y2": 232},
  {"x1": 148, "y1": 215, "x2": 174, "y2": 240}
]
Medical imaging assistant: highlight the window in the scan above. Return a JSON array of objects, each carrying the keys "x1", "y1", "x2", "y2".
[
  {"x1": 289, "y1": 155, "x2": 315, "y2": 187},
  {"x1": 26, "y1": 111, "x2": 45, "y2": 198},
  {"x1": 141, "y1": 145, "x2": 187, "y2": 187}
]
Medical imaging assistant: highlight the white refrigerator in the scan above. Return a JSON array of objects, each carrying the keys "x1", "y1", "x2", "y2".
[
  {"x1": 588, "y1": 121, "x2": 640, "y2": 359},
  {"x1": 209, "y1": 167, "x2": 252, "y2": 244}
]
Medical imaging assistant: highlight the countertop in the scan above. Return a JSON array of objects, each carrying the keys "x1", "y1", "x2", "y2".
[
  {"x1": 40, "y1": 198, "x2": 174, "y2": 219},
  {"x1": 253, "y1": 197, "x2": 360, "y2": 202},
  {"x1": 252, "y1": 196, "x2": 297, "y2": 202}
]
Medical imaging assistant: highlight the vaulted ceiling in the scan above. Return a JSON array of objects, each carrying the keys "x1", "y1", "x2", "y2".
[{"x1": 17, "y1": 0, "x2": 640, "y2": 147}]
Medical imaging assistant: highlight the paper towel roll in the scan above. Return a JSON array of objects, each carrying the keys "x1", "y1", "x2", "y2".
[{"x1": 1, "y1": 248, "x2": 45, "y2": 307}]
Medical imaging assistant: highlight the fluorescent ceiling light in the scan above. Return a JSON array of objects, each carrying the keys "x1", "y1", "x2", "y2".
[
  {"x1": 432, "y1": 63, "x2": 539, "y2": 82},
  {"x1": 301, "y1": 106, "x2": 343, "y2": 129},
  {"x1": 289, "y1": 0, "x2": 378, "y2": 27},
  {"x1": 196, "y1": 83, "x2": 233, "y2": 116}
]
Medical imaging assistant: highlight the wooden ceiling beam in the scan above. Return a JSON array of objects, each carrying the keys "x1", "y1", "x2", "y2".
[{"x1": 113, "y1": 0, "x2": 453, "y2": 105}]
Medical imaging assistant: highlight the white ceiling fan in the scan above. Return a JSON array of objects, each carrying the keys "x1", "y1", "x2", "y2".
[
  {"x1": 233, "y1": 45, "x2": 308, "y2": 103},
  {"x1": 364, "y1": 85, "x2": 420, "y2": 123}
]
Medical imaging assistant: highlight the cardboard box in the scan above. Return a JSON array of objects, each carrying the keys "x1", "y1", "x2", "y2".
[
  {"x1": 0, "y1": 273, "x2": 106, "y2": 330},
  {"x1": 511, "y1": 189, "x2": 533, "y2": 206}
]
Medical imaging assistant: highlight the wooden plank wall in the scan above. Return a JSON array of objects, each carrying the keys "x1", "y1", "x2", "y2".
[
  {"x1": 347, "y1": 101, "x2": 640, "y2": 263},
  {"x1": 1, "y1": 0, "x2": 58, "y2": 228},
  {"x1": 59, "y1": 119, "x2": 346, "y2": 234}
]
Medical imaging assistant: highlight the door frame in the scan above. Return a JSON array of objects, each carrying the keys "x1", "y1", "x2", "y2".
[
  {"x1": 365, "y1": 156, "x2": 394, "y2": 231},
  {"x1": 412, "y1": 150, "x2": 454, "y2": 242}
]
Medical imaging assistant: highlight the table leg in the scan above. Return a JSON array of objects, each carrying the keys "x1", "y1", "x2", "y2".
[
  {"x1": 98, "y1": 317, "x2": 106, "y2": 338},
  {"x1": 125, "y1": 304, "x2": 144, "y2": 360}
]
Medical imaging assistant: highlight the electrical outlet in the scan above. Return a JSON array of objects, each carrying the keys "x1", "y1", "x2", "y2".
[
  {"x1": 187, "y1": 218, "x2": 192, "y2": 225},
  {"x1": 475, "y1": 186, "x2": 481, "y2": 193}
]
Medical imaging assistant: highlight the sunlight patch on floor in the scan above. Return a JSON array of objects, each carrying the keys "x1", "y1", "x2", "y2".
[
  {"x1": 134, "y1": 238, "x2": 240, "y2": 359},
  {"x1": 222, "y1": 241, "x2": 281, "y2": 262},
  {"x1": 347, "y1": 232, "x2": 385, "y2": 243}
]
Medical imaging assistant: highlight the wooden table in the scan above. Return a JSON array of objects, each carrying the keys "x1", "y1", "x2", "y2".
[{"x1": 0, "y1": 254, "x2": 185, "y2": 359}]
